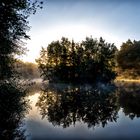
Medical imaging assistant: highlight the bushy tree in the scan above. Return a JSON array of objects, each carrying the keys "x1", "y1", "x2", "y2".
[
  {"x1": 117, "y1": 39, "x2": 140, "y2": 78},
  {"x1": 81, "y1": 37, "x2": 117, "y2": 82},
  {"x1": 117, "y1": 39, "x2": 140, "y2": 69},
  {"x1": 37, "y1": 37, "x2": 117, "y2": 83}
]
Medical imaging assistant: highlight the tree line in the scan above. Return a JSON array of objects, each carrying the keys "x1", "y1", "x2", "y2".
[
  {"x1": 36, "y1": 37, "x2": 117, "y2": 83},
  {"x1": 117, "y1": 39, "x2": 140, "y2": 79},
  {"x1": 36, "y1": 37, "x2": 140, "y2": 83}
]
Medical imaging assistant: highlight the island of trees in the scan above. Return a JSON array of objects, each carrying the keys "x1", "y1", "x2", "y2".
[
  {"x1": 36, "y1": 37, "x2": 140, "y2": 83},
  {"x1": 36, "y1": 37, "x2": 117, "y2": 83}
]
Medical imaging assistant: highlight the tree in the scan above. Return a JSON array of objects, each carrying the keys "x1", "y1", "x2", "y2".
[
  {"x1": 0, "y1": 0, "x2": 43, "y2": 80},
  {"x1": 0, "y1": 81, "x2": 29, "y2": 140},
  {"x1": 81, "y1": 37, "x2": 117, "y2": 82},
  {"x1": 0, "y1": 1, "x2": 42, "y2": 139},
  {"x1": 37, "y1": 37, "x2": 117, "y2": 83},
  {"x1": 117, "y1": 39, "x2": 140, "y2": 69},
  {"x1": 117, "y1": 40, "x2": 140, "y2": 78}
]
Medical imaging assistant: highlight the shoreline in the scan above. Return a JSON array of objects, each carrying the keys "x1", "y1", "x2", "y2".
[{"x1": 115, "y1": 78, "x2": 140, "y2": 83}]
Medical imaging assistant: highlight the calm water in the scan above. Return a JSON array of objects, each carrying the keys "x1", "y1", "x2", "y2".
[{"x1": 20, "y1": 82, "x2": 140, "y2": 140}]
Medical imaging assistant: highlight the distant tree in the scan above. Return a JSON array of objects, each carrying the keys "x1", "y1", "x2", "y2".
[
  {"x1": 37, "y1": 37, "x2": 117, "y2": 83},
  {"x1": 117, "y1": 39, "x2": 140, "y2": 69},
  {"x1": 117, "y1": 40, "x2": 140, "y2": 78}
]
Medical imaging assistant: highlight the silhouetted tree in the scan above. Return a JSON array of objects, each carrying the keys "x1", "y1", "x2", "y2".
[
  {"x1": 37, "y1": 37, "x2": 117, "y2": 83},
  {"x1": 117, "y1": 39, "x2": 140, "y2": 69},
  {"x1": 117, "y1": 40, "x2": 140, "y2": 78},
  {"x1": 0, "y1": 1, "x2": 42, "y2": 139},
  {"x1": 81, "y1": 37, "x2": 117, "y2": 82},
  {"x1": 0, "y1": 81, "x2": 30, "y2": 140},
  {"x1": 0, "y1": 0, "x2": 43, "y2": 80}
]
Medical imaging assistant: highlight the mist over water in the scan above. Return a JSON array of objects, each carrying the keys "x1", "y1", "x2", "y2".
[{"x1": 20, "y1": 82, "x2": 140, "y2": 140}]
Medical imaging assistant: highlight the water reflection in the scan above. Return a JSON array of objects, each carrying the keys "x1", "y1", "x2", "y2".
[
  {"x1": 118, "y1": 82, "x2": 140, "y2": 119},
  {"x1": 0, "y1": 81, "x2": 29, "y2": 140},
  {"x1": 2, "y1": 81, "x2": 140, "y2": 139},
  {"x1": 36, "y1": 84, "x2": 119, "y2": 129}
]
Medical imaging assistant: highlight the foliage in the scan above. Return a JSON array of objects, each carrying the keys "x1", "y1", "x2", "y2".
[
  {"x1": 37, "y1": 37, "x2": 117, "y2": 83},
  {"x1": 117, "y1": 39, "x2": 140, "y2": 79},
  {"x1": 0, "y1": 0, "x2": 43, "y2": 80},
  {"x1": 117, "y1": 39, "x2": 140, "y2": 69},
  {"x1": 0, "y1": 80, "x2": 30, "y2": 140},
  {"x1": 0, "y1": 1, "x2": 42, "y2": 139}
]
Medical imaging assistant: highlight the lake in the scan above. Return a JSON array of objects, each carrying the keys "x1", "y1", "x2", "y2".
[
  {"x1": 1, "y1": 82, "x2": 140, "y2": 140},
  {"x1": 20, "y1": 82, "x2": 140, "y2": 140}
]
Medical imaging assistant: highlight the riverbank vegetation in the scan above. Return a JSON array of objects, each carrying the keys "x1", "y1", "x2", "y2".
[
  {"x1": 0, "y1": 1, "x2": 42, "y2": 139},
  {"x1": 117, "y1": 40, "x2": 140, "y2": 80}
]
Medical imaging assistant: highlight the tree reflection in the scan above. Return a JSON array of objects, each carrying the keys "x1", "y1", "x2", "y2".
[
  {"x1": 0, "y1": 81, "x2": 29, "y2": 140},
  {"x1": 36, "y1": 84, "x2": 119, "y2": 129},
  {"x1": 118, "y1": 83, "x2": 140, "y2": 119}
]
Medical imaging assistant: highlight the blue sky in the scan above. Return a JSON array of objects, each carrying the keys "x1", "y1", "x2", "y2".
[{"x1": 22, "y1": 0, "x2": 140, "y2": 62}]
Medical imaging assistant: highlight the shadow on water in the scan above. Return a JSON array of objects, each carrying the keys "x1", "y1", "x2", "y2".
[
  {"x1": 117, "y1": 82, "x2": 140, "y2": 119},
  {"x1": 36, "y1": 83, "x2": 119, "y2": 129},
  {"x1": 0, "y1": 80, "x2": 30, "y2": 140}
]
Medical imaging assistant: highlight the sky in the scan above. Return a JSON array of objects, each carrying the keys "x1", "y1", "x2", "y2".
[{"x1": 21, "y1": 0, "x2": 140, "y2": 63}]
